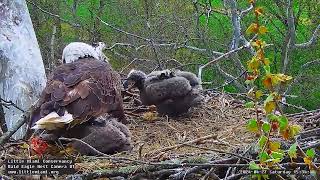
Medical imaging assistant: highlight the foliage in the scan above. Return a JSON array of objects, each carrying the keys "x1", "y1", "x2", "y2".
[
  {"x1": 244, "y1": 0, "x2": 317, "y2": 178},
  {"x1": 27, "y1": 0, "x2": 319, "y2": 111}
]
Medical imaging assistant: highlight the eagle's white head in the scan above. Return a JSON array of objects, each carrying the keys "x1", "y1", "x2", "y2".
[{"x1": 62, "y1": 42, "x2": 108, "y2": 63}]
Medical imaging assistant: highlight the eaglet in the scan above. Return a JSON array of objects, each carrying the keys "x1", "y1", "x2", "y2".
[{"x1": 125, "y1": 69, "x2": 204, "y2": 116}]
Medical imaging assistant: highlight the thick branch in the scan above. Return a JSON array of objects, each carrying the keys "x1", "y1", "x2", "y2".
[
  {"x1": 67, "y1": 158, "x2": 241, "y2": 179},
  {"x1": 287, "y1": 0, "x2": 296, "y2": 46},
  {"x1": 229, "y1": 0, "x2": 241, "y2": 50}
]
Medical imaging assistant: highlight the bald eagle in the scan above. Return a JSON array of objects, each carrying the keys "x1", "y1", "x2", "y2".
[
  {"x1": 29, "y1": 42, "x2": 126, "y2": 134},
  {"x1": 62, "y1": 42, "x2": 108, "y2": 63}
]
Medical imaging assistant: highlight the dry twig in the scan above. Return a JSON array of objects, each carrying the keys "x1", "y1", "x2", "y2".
[{"x1": 146, "y1": 134, "x2": 217, "y2": 156}]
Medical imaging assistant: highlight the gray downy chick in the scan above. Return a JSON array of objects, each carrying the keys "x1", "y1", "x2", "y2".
[
  {"x1": 125, "y1": 69, "x2": 203, "y2": 116},
  {"x1": 40, "y1": 116, "x2": 132, "y2": 155}
]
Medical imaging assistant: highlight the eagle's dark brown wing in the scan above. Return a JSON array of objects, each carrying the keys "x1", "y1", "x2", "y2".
[{"x1": 30, "y1": 58, "x2": 126, "y2": 129}]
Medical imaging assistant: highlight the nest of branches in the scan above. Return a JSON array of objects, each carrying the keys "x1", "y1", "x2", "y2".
[{"x1": 0, "y1": 92, "x2": 319, "y2": 180}]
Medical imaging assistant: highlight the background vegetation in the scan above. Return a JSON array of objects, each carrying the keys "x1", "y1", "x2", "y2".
[{"x1": 27, "y1": 0, "x2": 320, "y2": 112}]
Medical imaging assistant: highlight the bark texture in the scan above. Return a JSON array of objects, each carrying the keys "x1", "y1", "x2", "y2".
[{"x1": 0, "y1": 0, "x2": 46, "y2": 139}]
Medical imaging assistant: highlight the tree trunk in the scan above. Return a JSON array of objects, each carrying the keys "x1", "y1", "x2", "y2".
[{"x1": 0, "y1": 0, "x2": 46, "y2": 139}]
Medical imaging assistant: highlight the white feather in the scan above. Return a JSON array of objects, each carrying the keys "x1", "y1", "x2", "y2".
[
  {"x1": 31, "y1": 111, "x2": 74, "y2": 130},
  {"x1": 94, "y1": 42, "x2": 109, "y2": 63},
  {"x1": 62, "y1": 42, "x2": 100, "y2": 63}
]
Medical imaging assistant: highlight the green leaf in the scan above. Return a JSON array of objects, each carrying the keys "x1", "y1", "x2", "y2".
[
  {"x1": 249, "y1": 161, "x2": 260, "y2": 170},
  {"x1": 288, "y1": 143, "x2": 298, "y2": 159},
  {"x1": 278, "y1": 116, "x2": 288, "y2": 131},
  {"x1": 271, "y1": 151, "x2": 284, "y2": 160},
  {"x1": 245, "y1": 101, "x2": 255, "y2": 108},
  {"x1": 259, "y1": 151, "x2": 270, "y2": 162},
  {"x1": 247, "y1": 119, "x2": 259, "y2": 133},
  {"x1": 258, "y1": 135, "x2": 268, "y2": 149},
  {"x1": 263, "y1": 65, "x2": 271, "y2": 74},
  {"x1": 267, "y1": 114, "x2": 278, "y2": 121},
  {"x1": 306, "y1": 149, "x2": 315, "y2": 159},
  {"x1": 262, "y1": 122, "x2": 271, "y2": 133}
]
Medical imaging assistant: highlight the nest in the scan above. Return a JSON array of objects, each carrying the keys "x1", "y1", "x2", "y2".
[{"x1": 1, "y1": 92, "x2": 319, "y2": 180}]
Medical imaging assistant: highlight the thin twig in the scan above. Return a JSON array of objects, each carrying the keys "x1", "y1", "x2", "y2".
[
  {"x1": 146, "y1": 134, "x2": 217, "y2": 156},
  {"x1": 0, "y1": 111, "x2": 30, "y2": 145},
  {"x1": 197, "y1": 35, "x2": 257, "y2": 82},
  {"x1": 185, "y1": 144, "x2": 253, "y2": 161},
  {"x1": 280, "y1": 101, "x2": 308, "y2": 112},
  {"x1": 201, "y1": 167, "x2": 220, "y2": 180},
  {"x1": 240, "y1": 4, "x2": 254, "y2": 17},
  {"x1": 59, "y1": 137, "x2": 106, "y2": 156},
  {"x1": 204, "y1": 71, "x2": 246, "y2": 90},
  {"x1": 26, "y1": 0, "x2": 80, "y2": 27},
  {"x1": 286, "y1": 109, "x2": 319, "y2": 117},
  {"x1": 0, "y1": 97, "x2": 25, "y2": 113},
  {"x1": 97, "y1": 17, "x2": 150, "y2": 41},
  {"x1": 294, "y1": 24, "x2": 320, "y2": 48}
]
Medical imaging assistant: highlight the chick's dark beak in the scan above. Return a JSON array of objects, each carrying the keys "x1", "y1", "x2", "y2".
[{"x1": 122, "y1": 79, "x2": 129, "y2": 90}]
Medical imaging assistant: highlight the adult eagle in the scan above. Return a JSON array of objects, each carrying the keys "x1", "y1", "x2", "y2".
[{"x1": 29, "y1": 42, "x2": 126, "y2": 133}]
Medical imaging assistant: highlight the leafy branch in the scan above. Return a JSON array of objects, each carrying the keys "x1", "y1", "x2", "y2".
[{"x1": 244, "y1": 0, "x2": 319, "y2": 179}]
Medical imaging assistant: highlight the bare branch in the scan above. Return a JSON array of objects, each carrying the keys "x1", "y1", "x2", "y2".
[
  {"x1": 240, "y1": 4, "x2": 253, "y2": 17},
  {"x1": 280, "y1": 101, "x2": 308, "y2": 112},
  {"x1": 146, "y1": 134, "x2": 216, "y2": 157},
  {"x1": 294, "y1": 24, "x2": 320, "y2": 48},
  {"x1": 106, "y1": 41, "x2": 223, "y2": 56},
  {"x1": 284, "y1": 59, "x2": 320, "y2": 95},
  {"x1": 204, "y1": 71, "x2": 246, "y2": 91},
  {"x1": 59, "y1": 137, "x2": 108, "y2": 156},
  {"x1": 149, "y1": 39, "x2": 163, "y2": 70},
  {"x1": 197, "y1": 37, "x2": 253, "y2": 82},
  {"x1": 214, "y1": 64, "x2": 247, "y2": 91},
  {"x1": 97, "y1": 17, "x2": 150, "y2": 41},
  {"x1": 26, "y1": 0, "x2": 80, "y2": 28},
  {"x1": 286, "y1": 0, "x2": 296, "y2": 46},
  {"x1": 201, "y1": 167, "x2": 219, "y2": 180},
  {"x1": 105, "y1": 43, "x2": 137, "y2": 50},
  {"x1": 49, "y1": 25, "x2": 57, "y2": 69},
  {"x1": 281, "y1": 36, "x2": 291, "y2": 73},
  {"x1": 184, "y1": 144, "x2": 253, "y2": 161},
  {"x1": 0, "y1": 97, "x2": 25, "y2": 113},
  {"x1": 0, "y1": 111, "x2": 30, "y2": 145},
  {"x1": 229, "y1": 0, "x2": 241, "y2": 50}
]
